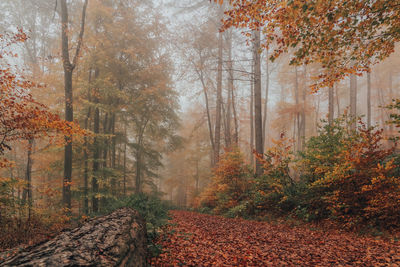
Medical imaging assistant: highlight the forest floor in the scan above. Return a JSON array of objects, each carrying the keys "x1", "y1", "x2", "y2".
[{"x1": 151, "y1": 210, "x2": 400, "y2": 266}]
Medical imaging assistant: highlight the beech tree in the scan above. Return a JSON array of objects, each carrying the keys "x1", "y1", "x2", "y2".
[
  {"x1": 59, "y1": 0, "x2": 88, "y2": 211},
  {"x1": 219, "y1": 0, "x2": 400, "y2": 89}
]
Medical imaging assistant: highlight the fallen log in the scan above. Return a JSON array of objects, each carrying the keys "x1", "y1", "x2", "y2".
[{"x1": 0, "y1": 208, "x2": 147, "y2": 267}]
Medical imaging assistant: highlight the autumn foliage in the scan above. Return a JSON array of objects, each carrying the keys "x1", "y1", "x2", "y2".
[
  {"x1": 152, "y1": 210, "x2": 400, "y2": 266},
  {"x1": 0, "y1": 32, "x2": 84, "y2": 250},
  {"x1": 0, "y1": 32, "x2": 85, "y2": 157},
  {"x1": 198, "y1": 115, "x2": 400, "y2": 229},
  {"x1": 301, "y1": 118, "x2": 400, "y2": 228},
  {"x1": 218, "y1": 0, "x2": 400, "y2": 89},
  {"x1": 196, "y1": 148, "x2": 251, "y2": 215}
]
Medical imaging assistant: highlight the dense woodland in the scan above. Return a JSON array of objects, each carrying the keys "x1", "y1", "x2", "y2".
[{"x1": 1, "y1": 0, "x2": 400, "y2": 264}]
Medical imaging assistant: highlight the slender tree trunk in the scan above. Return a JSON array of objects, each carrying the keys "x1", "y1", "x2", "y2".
[
  {"x1": 350, "y1": 73, "x2": 357, "y2": 130},
  {"x1": 92, "y1": 68, "x2": 100, "y2": 213},
  {"x1": 388, "y1": 71, "x2": 394, "y2": 133},
  {"x1": 377, "y1": 86, "x2": 385, "y2": 127},
  {"x1": 367, "y1": 72, "x2": 371, "y2": 128},
  {"x1": 336, "y1": 85, "x2": 340, "y2": 116},
  {"x1": 295, "y1": 67, "x2": 301, "y2": 151},
  {"x1": 103, "y1": 113, "x2": 109, "y2": 170},
  {"x1": 300, "y1": 67, "x2": 307, "y2": 150},
  {"x1": 253, "y1": 30, "x2": 263, "y2": 176},
  {"x1": 250, "y1": 63, "x2": 254, "y2": 167},
  {"x1": 328, "y1": 86, "x2": 334, "y2": 125},
  {"x1": 225, "y1": 29, "x2": 233, "y2": 148},
  {"x1": 222, "y1": 101, "x2": 229, "y2": 147},
  {"x1": 135, "y1": 120, "x2": 148, "y2": 194},
  {"x1": 111, "y1": 113, "x2": 116, "y2": 195},
  {"x1": 123, "y1": 123, "x2": 127, "y2": 196},
  {"x1": 83, "y1": 70, "x2": 92, "y2": 214},
  {"x1": 262, "y1": 50, "x2": 270, "y2": 149},
  {"x1": 214, "y1": 6, "x2": 223, "y2": 164},
  {"x1": 101, "y1": 113, "x2": 111, "y2": 207},
  {"x1": 231, "y1": 81, "x2": 239, "y2": 145},
  {"x1": 195, "y1": 159, "x2": 199, "y2": 195},
  {"x1": 314, "y1": 93, "x2": 320, "y2": 135},
  {"x1": 62, "y1": 70, "x2": 73, "y2": 211},
  {"x1": 23, "y1": 139, "x2": 34, "y2": 220},
  {"x1": 198, "y1": 72, "x2": 215, "y2": 165},
  {"x1": 135, "y1": 150, "x2": 141, "y2": 194},
  {"x1": 60, "y1": 0, "x2": 88, "y2": 211}
]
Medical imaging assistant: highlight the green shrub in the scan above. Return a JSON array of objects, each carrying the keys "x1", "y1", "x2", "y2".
[{"x1": 225, "y1": 201, "x2": 251, "y2": 218}]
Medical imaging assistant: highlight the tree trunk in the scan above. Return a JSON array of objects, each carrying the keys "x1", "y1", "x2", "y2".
[
  {"x1": 135, "y1": 120, "x2": 148, "y2": 194},
  {"x1": 101, "y1": 112, "x2": 109, "y2": 208},
  {"x1": 22, "y1": 139, "x2": 34, "y2": 220},
  {"x1": 92, "y1": 68, "x2": 100, "y2": 213},
  {"x1": 111, "y1": 113, "x2": 116, "y2": 195},
  {"x1": 328, "y1": 86, "x2": 334, "y2": 126},
  {"x1": 295, "y1": 67, "x2": 300, "y2": 152},
  {"x1": 214, "y1": 6, "x2": 223, "y2": 164},
  {"x1": 231, "y1": 79, "x2": 239, "y2": 145},
  {"x1": 367, "y1": 72, "x2": 371, "y2": 128},
  {"x1": 0, "y1": 208, "x2": 147, "y2": 267},
  {"x1": 253, "y1": 30, "x2": 263, "y2": 176},
  {"x1": 350, "y1": 73, "x2": 357, "y2": 130},
  {"x1": 336, "y1": 85, "x2": 340, "y2": 117},
  {"x1": 299, "y1": 67, "x2": 307, "y2": 151},
  {"x1": 388, "y1": 71, "x2": 394, "y2": 133},
  {"x1": 83, "y1": 70, "x2": 92, "y2": 214},
  {"x1": 262, "y1": 50, "x2": 270, "y2": 149},
  {"x1": 198, "y1": 71, "x2": 215, "y2": 166},
  {"x1": 250, "y1": 63, "x2": 254, "y2": 167},
  {"x1": 123, "y1": 123, "x2": 127, "y2": 196},
  {"x1": 195, "y1": 159, "x2": 199, "y2": 195},
  {"x1": 225, "y1": 29, "x2": 233, "y2": 148},
  {"x1": 60, "y1": 0, "x2": 88, "y2": 211},
  {"x1": 135, "y1": 147, "x2": 141, "y2": 194}
]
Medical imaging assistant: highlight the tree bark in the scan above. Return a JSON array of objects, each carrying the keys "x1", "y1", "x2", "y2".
[
  {"x1": 253, "y1": 30, "x2": 263, "y2": 176},
  {"x1": 22, "y1": 139, "x2": 34, "y2": 220},
  {"x1": 336, "y1": 85, "x2": 340, "y2": 117},
  {"x1": 295, "y1": 67, "x2": 300, "y2": 151},
  {"x1": 83, "y1": 69, "x2": 92, "y2": 214},
  {"x1": 262, "y1": 51, "x2": 270, "y2": 149},
  {"x1": 0, "y1": 208, "x2": 147, "y2": 267},
  {"x1": 214, "y1": 6, "x2": 223, "y2": 164},
  {"x1": 350, "y1": 73, "x2": 357, "y2": 130},
  {"x1": 123, "y1": 123, "x2": 127, "y2": 196},
  {"x1": 250, "y1": 63, "x2": 254, "y2": 167},
  {"x1": 111, "y1": 113, "x2": 116, "y2": 195},
  {"x1": 231, "y1": 79, "x2": 239, "y2": 145},
  {"x1": 195, "y1": 62, "x2": 215, "y2": 166},
  {"x1": 92, "y1": 68, "x2": 100, "y2": 213},
  {"x1": 367, "y1": 72, "x2": 371, "y2": 128},
  {"x1": 328, "y1": 86, "x2": 334, "y2": 126},
  {"x1": 135, "y1": 119, "x2": 148, "y2": 194},
  {"x1": 299, "y1": 67, "x2": 307, "y2": 151},
  {"x1": 225, "y1": 29, "x2": 234, "y2": 148},
  {"x1": 60, "y1": 0, "x2": 88, "y2": 211}
]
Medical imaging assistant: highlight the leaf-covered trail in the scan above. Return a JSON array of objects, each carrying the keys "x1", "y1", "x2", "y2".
[{"x1": 152, "y1": 210, "x2": 400, "y2": 266}]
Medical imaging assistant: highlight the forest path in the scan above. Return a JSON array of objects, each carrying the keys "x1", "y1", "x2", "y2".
[{"x1": 151, "y1": 210, "x2": 400, "y2": 266}]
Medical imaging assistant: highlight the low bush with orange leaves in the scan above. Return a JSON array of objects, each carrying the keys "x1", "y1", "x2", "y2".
[
  {"x1": 196, "y1": 148, "x2": 252, "y2": 215},
  {"x1": 299, "y1": 116, "x2": 400, "y2": 228}
]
